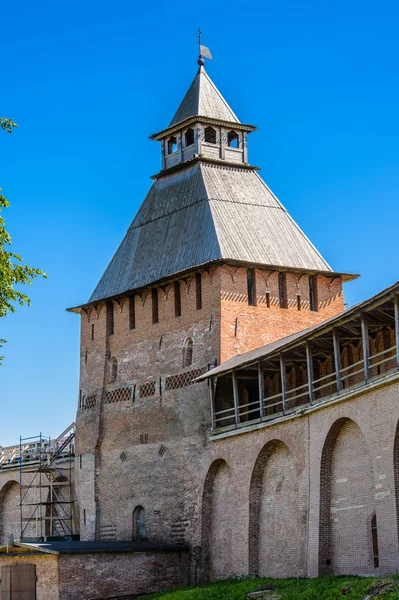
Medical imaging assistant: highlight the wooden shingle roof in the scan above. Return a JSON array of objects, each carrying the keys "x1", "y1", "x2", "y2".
[
  {"x1": 69, "y1": 64, "x2": 357, "y2": 310},
  {"x1": 86, "y1": 162, "x2": 350, "y2": 304},
  {"x1": 169, "y1": 66, "x2": 240, "y2": 126}
]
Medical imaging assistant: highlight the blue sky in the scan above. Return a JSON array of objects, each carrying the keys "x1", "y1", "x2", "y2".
[{"x1": 1, "y1": 0, "x2": 398, "y2": 445}]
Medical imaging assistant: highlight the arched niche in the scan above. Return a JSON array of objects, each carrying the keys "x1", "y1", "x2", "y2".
[
  {"x1": 0, "y1": 480, "x2": 20, "y2": 543},
  {"x1": 249, "y1": 440, "x2": 303, "y2": 577},
  {"x1": 201, "y1": 459, "x2": 232, "y2": 580},
  {"x1": 319, "y1": 418, "x2": 376, "y2": 575}
]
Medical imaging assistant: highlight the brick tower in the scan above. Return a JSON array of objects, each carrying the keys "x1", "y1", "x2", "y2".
[{"x1": 69, "y1": 56, "x2": 355, "y2": 570}]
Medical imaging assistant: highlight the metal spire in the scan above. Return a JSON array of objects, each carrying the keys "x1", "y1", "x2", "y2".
[
  {"x1": 198, "y1": 27, "x2": 204, "y2": 66},
  {"x1": 198, "y1": 27, "x2": 212, "y2": 66}
]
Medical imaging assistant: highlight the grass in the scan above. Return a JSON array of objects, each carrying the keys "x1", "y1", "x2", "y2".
[{"x1": 138, "y1": 576, "x2": 399, "y2": 600}]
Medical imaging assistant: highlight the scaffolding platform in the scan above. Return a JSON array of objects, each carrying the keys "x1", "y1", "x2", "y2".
[{"x1": 19, "y1": 424, "x2": 75, "y2": 542}]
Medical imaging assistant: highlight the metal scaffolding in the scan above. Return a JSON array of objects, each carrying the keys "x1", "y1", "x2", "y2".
[{"x1": 19, "y1": 424, "x2": 75, "y2": 541}]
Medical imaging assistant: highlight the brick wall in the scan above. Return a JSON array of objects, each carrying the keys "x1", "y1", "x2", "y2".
[
  {"x1": 58, "y1": 550, "x2": 189, "y2": 600},
  {"x1": 0, "y1": 480, "x2": 19, "y2": 544},
  {"x1": 74, "y1": 261, "x2": 347, "y2": 578},
  {"x1": 76, "y1": 268, "x2": 221, "y2": 542},
  {"x1": 328, "y1": 420, "x2": 375, "y2": 574},
  {"x1": 200, "y1": 376, "x2": 399, "y2": 579},
  {"x1": 220, "y1": 268, "x2": 344, "y2": 361}
]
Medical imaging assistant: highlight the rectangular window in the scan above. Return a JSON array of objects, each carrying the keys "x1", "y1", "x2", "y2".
[
  {"x1": 129, "y1": 296, "x2": 136, "y2": 329},
  {"x1": 278, "y1": 272, "x2": 288, "y2": 309},
  {"x1": 309, "y1": 275, "x2": 318, "y2": 312},
  {"x1": 174, "y1": 281, "x2": 181, "y2": 317},
  {"x1": 91, "y1": 324, "x2": 94, "y2": 341},
  {"x1": 83, "y1": 509, "x2": 86, "y2": 525},
  {"x1": 195, "y1": 272, "x2": 202, "y2": 310},
  {"x1": 106, "y1": 301, "x2": 114, "y2": 336},
  {"x1": 247, "y1": 268, "x2": 256, "y2": 306},
  {"x1": 152, "y1": 288, "x2": 159, "y2": 324}
]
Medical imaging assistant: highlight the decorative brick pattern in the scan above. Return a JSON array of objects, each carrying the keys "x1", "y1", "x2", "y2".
[
  {"x1": 139, "y1": 381, "x2": 156, "y2": 398},
  {"x1": 165, "y1": 367, "x2": 207, "y2": 390},
  {"x1": 82, "y1": 393, "x2": 96, "y2": 410},
  {"x1": 105, "y1": 387, "x2": 132, "y2": 404}
]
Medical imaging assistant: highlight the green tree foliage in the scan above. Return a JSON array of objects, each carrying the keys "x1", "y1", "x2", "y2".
[{"x1": 0, "y1": 117, "x2": 47, "y2": 361}]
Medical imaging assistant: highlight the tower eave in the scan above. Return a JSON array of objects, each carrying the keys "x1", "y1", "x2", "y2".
[{"x1": 150, "y1": 156, "x2": 261, "y2": 180}]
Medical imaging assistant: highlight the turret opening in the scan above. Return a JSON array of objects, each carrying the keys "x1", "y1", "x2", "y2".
[
  {"x1": 204, "y1": 126, "x2": 217, "y2": 144},
  {"x1": 227, "y1": 130, "x2": 239, "y2": 148},
  {"x1": 167, "y1": 136, "x2": 178, "y2": 154},
  {"x1": 185, "y1": 128, "x2": 195, "y2": 147}
]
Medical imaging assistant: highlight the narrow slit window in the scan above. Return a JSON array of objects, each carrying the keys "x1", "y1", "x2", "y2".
[
  {"x1": 152, "y1": 288, "x2": 159, "y2": 324},
  {"x1": 204, "y1": 126, "x2": 216, "y2": 144},
  {"x1": 265, "y1": 291, "x2": 271, "y2": 308},
  {"x1": 278, "y1": 273, "x2": 288, "y2": 309},
  {"x1": 371, "y1": 513, "x2": 379, "y2": 568},
  {"x1": 174, "y1": 281, "x2": 181, "y2": 317},
  {"x1": 129, "y1": 296, "x2": 136, "y2": 330},
  {"x1": 110, "y1": 357, "x2": 118, "y2": 384},
  {"x1": 247, "y1": 268, "x2": 256, "y2": 306},
  {"x1": 196, "y1": 272, "x2": 202, "y2": 310},
  {"x1": 185, "y1": 128, "x2": 194, "y2": 146},
  {"x1": 297, "y1": 295, "x2": 301, "y2": 311},
  {"x1": 106, "y1": 302, "x2": 114, "y2": 336},
  {"x1": 183, "y1": 338, "x2": 193, "y2": 367},
  {"x1": 309, "y1": 275, "x2": 318, "y2": 312},
  {"x1": 91, "y1": 324, "x2": 95, "y2": 340}
]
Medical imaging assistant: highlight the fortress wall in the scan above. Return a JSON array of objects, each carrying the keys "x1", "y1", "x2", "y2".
[{"x1": 200, "y1": 377, "x2": 399, "y2": 579}]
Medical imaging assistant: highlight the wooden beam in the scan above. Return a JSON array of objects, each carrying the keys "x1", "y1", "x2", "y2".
[
  {"x1": 232, "y1": 370, "x2": 239, "y2": 427},
  {"x1": 220, "y1": 127, "x2": 225, "y2": 160},
  {"x1": 209, "y1": 378, "x2": 216, "y2": 430},
  {"x1": 395, "y1": 294, "x2": 399, "y2": 368},
  {"x1": 280, "y1": 354, "x2": 287, "y2": 413},
  {"x1": 178, "y1": 131, "x2": 183, "y2": 163},
  {"x1": 332, "y1": 329, "x2": 342, "y2": 393},
  {"x1": 196, "y1": 124, "x2": 202, "y2": 155},
  {"x1": 258, "y1": 361, "x2": 265, "y2": 419},
  {"x1": 361, "y1": 314, "x2": 370, "y2": 382},
  {"x1": 306, "y1": 341, "x2": 314, "y2": 404},
  {"x1": 161, "y1": 139, "x2": 166, "y2": 170}
]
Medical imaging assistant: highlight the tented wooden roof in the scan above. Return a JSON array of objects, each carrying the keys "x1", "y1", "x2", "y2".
[
  {"x1": 71, "y1": 64, "x2": 357, "y2": 309},
  {"x1": 169, "y1": 66, "x2": 240, "y2": 127},
  {"x1": 87, "y1": 161, "x2": 349, "y2": 304}
]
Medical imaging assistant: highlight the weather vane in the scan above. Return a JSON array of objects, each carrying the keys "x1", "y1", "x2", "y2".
[{"x1": 197, "y1": 27, "x2": 212, "y2": 66}]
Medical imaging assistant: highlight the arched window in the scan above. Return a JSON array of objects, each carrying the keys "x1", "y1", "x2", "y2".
[
  {"x1": 110, "y1": 358, "x2": 117, "y2": 384},
  {"x1": 183, "y1": 338, "x2": 193, "y2": 368},
  {"x1": 227, "y1": 130, "x2": 239, "y2": 148},
  {"x1": 204, "y1": 126, "x2": 216, "y2": 144},
  {"x1": 133, "y1": 506, "x2": 146, "y2": 539},
  {"x1": 185, "y1": 128, "x2": 195, "y2": 146},
  {"x1": 167, "y1": 136, "x2": 177, "y2": 154}
]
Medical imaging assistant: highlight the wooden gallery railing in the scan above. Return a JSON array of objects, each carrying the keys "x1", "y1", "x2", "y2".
[{"x1": 211, "y1": 296, "x2": 399, "y2": 432}]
